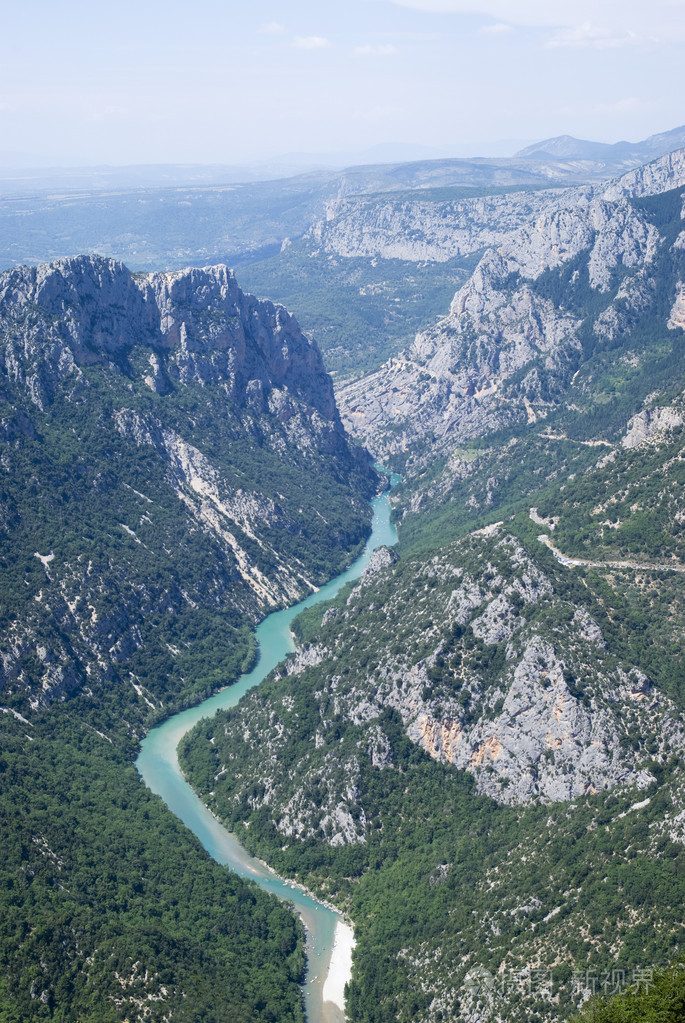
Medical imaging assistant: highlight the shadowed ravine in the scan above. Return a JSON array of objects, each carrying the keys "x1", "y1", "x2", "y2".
[{"x1": 136, "y1": 483, "x2": 398, "y2": 1023}]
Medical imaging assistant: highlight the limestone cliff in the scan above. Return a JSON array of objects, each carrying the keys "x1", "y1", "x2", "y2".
[
  {"x1": 307, "y1": 188, "x2": 578, "y2": 263},
  {"x1": 0, "y1": 255, "x2": 375, "y2": 726},
  {"x1": 337, "y1": 151, "x2": 685, "y2": 469}
]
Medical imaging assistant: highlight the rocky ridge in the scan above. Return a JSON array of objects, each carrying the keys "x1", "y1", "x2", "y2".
[
  {"x1": 308, "y1": 151, "x2": 685, "y2": 269},
  {"x1": 0, "y1": 256, "x2": 339, "y2": 419},
  {"x1": 336, "y1": 151, "x2": 685, "y2": 468},
  {"x1": 621, "y1": 404, "x2": 685, "y2": 449},
  {"x1": 0, "y1": 255, "x2": 374, "y2": 722},
  {"x1": 306, "y1": 188, "x2": 580, "y2": 263}
]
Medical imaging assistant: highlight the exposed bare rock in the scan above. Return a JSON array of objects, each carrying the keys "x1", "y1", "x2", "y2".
[
  {"x1": 602, "y1": 147, "x2": 685, "y2": 200},
  {"x1": 307, "y1": 188, "x2": 578, "y2": 263},
  {"x1": 361, "y1": 544, "x2": 399, "y2": 581},
  {"x1": 669, "y1": 280, "x2": 685, "y2": 330},
  {"x1": 622, "y1": 405, "x2": 685, "y2": 449},
  {"x1": 0, "y1": 255, "x2": 375, "y2": 719},
  {"x1": 307, "y1": 149, "x2": 685, "y2": 270},
  {"x1": 0, "y1": 256, "x2": 342, "y2": 422},
  {"x1": 337, "y1": 153, "x2": 683, "y2": 468},
  {"x1": 277, "y1": 644, "x2": 326, "y2": 679},
  {"x1": 363, "y1": 723, "x2": 394, "y2": 768}
]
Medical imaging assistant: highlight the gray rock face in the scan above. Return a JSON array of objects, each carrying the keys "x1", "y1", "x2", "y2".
[
  {"x1": 308, "y1": 189, "x2": 576, "y2": 263},
  {"x1": 622, "y1": 405, "x2": 685, "y2": 449},
  {"x1": 435, "y1": 637, "x2": 655, "y2": 805},
  {"x1": 0, "y1": 255, "x2": 375, "y2": 719},
  {"x1": 602, "y1": 148, "x2": 685, "y2": 200},
  {"x1": 361, "y1": 544, "x2": 399, "y2": 581},
  {"x1": 337, "y1": 150, "x2": 685, "y2": 467},
  {"x1": 668, "y1": 280, "x2": 685, "y2": 330},
  {"x1": 0, "y1": 256, "x2": 339, "y2": 421},
  {"x1": 308, "y1": 147, "x2": 685, "y2": 267}
]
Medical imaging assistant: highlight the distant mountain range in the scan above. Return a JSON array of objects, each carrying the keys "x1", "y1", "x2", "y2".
[
  {"x1": 1, "y1": 125, "x2": 683, "y2": 199},
  {"x1": 2, "y1": 124, "x2": 685, "y2": 276},
  {"x1": 516, "y1": 123, "x2": 685, "y2": 164}
]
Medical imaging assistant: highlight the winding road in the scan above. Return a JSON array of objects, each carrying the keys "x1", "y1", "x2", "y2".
[{"x1": 538, "y1": 532, "x2": 685, "y2": 574}]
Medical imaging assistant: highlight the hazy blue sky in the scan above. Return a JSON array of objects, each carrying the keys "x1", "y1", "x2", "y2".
[{"x1": 2, "y1": 0, "x2": 684, "y2": 166}]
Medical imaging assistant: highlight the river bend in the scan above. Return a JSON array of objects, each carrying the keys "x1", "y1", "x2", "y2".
[{"x1": 136, "y1": 488, "x2": 398, "y2": 1022}]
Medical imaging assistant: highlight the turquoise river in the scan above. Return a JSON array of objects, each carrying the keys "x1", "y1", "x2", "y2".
[{"x1": 136, "y1": 487, "x2": 398, "y2": 1023}]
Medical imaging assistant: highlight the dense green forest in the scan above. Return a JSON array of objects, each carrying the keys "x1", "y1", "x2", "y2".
[
  {"x1": 570, "y1": 958, "x2": 685, "y2": 1023},
  {"x1": 0, "y1": 707, "x2": 305, "y2": 1022}
]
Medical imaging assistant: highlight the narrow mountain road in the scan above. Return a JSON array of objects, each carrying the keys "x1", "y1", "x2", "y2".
[{"x1": 537, "y1": 533, "x2": 685, "y2": 574}]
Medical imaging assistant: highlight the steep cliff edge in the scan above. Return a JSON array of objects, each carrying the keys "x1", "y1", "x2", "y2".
[
  {"x1": 306, "y1": 187, "x2": 579, "y2": 263},
  {"x1": 337, "y1": 151, "x2": 685, "y2": 472},
  {"x1": 0, "y1": 254, "x2": 375, "y2": 728},
  {"x1": 0, "y1": 256, "x2": 341, "y2": 422}
]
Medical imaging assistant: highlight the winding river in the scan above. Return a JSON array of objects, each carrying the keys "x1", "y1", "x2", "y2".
[{"x1": 136, "y1": 485, "x2": 398, "y2": 1023}]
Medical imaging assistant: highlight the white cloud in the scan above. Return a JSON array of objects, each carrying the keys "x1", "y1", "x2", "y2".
[
  {"x1": 546, "y1": 21, "x2": 641, "y2": 49},
  {"x1": 384, "y1": 0, "x2": 685, "y2": 40},
  {"x1": 293, "y1": 35, "x2": 331, "y2": 50},
  {"x1": 480, "y1": 22, "x2": 513, "y2": 35},
  {"x1": 354, "y1": 43, "x2": 398, "y2": 55},
  {"x1": 261, "y1": 21, "x2": 286, "y2": 35}
]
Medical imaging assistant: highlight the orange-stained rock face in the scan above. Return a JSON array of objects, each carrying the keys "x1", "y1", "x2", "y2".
[
  {"x1": 418, "y1": 714, "x2": 463, "y2": 762},
  {"x1": 469, "y1": 735, "x2": 503, "y2": 767}
]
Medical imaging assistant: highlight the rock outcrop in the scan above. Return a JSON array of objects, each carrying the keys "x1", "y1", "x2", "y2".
[
  {"x1": 0, "y1": 257, "x2": 340, "y2": 421},
  {"x1": 0, "y1": 255, "x2": 375, "y2": 721},
  {"x1": 337, "y1": 150, "x2": 685, "y2": 468},
  {"x1": 622, "y1": 404, "x2": 685, "y2": 449},
  {"x1": 194, "y1": 527, "x2": 682, "y2": 848},
  {"x1": 602, "y1": 147, "x2": 685, "y2": 200}
]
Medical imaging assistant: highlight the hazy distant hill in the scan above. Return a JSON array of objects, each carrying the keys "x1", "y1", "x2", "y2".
[
  {"x1": 517, "y1": 124, "x2": 685, "y2": 164},
  {"x1": 3, "y1": 125, "x2": 685, "y2": 277}
]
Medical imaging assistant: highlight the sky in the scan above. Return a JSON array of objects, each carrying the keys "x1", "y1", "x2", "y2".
[{"x1": 2, "y1": 0, "x2": 684, "y2": 167}]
